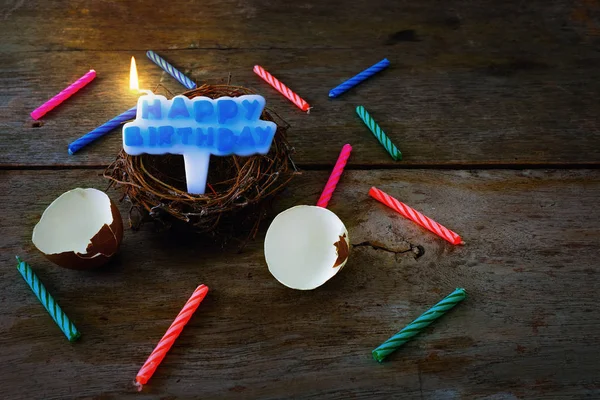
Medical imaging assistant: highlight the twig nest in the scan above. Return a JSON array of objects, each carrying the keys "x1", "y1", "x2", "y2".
[
  {"x1": 32, "y1": 188, "x2": 123, "y2": 270},
  {"x1": 264, "y1": 205, "x2": 349, "y2": 290},
  {"x1": 104, "y1": 84, "x2": 297, "y2": 236}
]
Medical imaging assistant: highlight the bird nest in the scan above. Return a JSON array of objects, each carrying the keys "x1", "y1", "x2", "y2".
[{"x1": 104, "y1": 84, "x2": 298, "y2": 238}]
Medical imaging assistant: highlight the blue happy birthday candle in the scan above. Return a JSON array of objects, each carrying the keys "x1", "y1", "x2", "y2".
[{"x1": 122, "y1": 93, "x2": 277, "y2": 194}]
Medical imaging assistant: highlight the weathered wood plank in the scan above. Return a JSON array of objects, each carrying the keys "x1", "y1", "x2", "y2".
[
  {"x1": 1, "y1": 48, "x2": 600, "y2": 167},
  {"x1": 1, "y1": 0, "x2": 599, "y2": 51},
  {"x1": 1, "y1": 169, "x2": 599, "y2": 399}
]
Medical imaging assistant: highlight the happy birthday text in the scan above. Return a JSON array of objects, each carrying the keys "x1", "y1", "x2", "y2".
[{"x1": 123, "y1": 94, "x2": 277, "y2": 156}]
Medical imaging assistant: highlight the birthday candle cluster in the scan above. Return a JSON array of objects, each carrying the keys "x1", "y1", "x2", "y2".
[
  {"x1": 30, "y1": 49, "x2": 473, "y2": 375},
  {"x1": 62, "y1": 51, "x2": 198, "y2": 154}
]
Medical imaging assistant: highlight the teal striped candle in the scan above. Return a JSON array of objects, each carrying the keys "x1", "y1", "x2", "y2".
[
  {"x1": 16, "y1": 257, "x2": 81, "y2": 342},
  {"x1": 356, "y1": 106, "x2": 402, "y2": 161},
  {"x1": 372, "y1": 288, "x2": 466, "y2": 362}
]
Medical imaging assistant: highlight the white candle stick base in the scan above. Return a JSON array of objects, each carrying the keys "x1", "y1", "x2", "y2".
[{"x1": 183, "y1": 152, "x2": 211, "y2": 195}]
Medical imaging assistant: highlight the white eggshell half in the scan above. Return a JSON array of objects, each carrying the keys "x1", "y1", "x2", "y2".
[
  {"x1": 264, "y1": 205, "x2": 349, "y2": 290},
  {"x1": 32, "y1": 188, "x2": 123, "y2": 270}
]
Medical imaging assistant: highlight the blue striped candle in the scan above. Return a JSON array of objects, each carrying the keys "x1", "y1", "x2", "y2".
[
  {"x1": 16, "y1": 257, "x2": 81, "y2": 342},
  {"x1": 329, "y1": 58, "x2": 390, "y2": 98},
  {"x1": 68, "y1": 106, "x2": 137, "y2": 154},
  {"x1": 146, "y1": 50, "x2": 197, "y2": 90}
]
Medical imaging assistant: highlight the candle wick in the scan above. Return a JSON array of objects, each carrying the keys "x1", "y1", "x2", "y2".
[{"x1": 134, "y1": 381, "x2": 143, "y2": 392}]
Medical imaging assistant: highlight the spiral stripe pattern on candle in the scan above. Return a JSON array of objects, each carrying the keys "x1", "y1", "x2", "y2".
[
  {"x1": 372, "y1": 288, "x2": 466, "y2": 362},
  {"x1": 253, "y1": 65, "x2": 310, "y2": 112},
  {"x1": 317, "y1": 144, "x2": 352, "y2": 208},
  {"x1": 136, "y1": 285, "x2": 209, "y2": 387},
  {"x1": 369, "y1": 187, "x2": 463, "y2": 245},
  {"x1": 356, "y1": 106, "x2": 401, "y2": 161},
  {"x1": 68, "y1": 107, "x2": 137, "y2": 154},
  {"x1": 31, "y1": 70, "x2": 97, "y2": 120},
  {"x1": 329, "y1": 58, "x2": 390, "y2": 98},
  {"x1": 146, "y1": 51, "x2": 197, "y2": 90},
  {"x1": 16, "y1": 257, "x2": 81, "y2": 342}
]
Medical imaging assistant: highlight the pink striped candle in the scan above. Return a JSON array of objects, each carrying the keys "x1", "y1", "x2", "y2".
[
  {"x1": 30, "y1": 70, "x2": 96, "y2": 120},
  {"x1": 135, "y1": 284, "x2": 209, "y2": 390},
  {"x1": 253, "y1": 65, "x2": 310, "y2": 112},
  {"x1": 317, "y1": 144, "x2": 352, "y2": 208},
  {"x1": 369, "y1": 187, "x2": 463, "y2": 245}
]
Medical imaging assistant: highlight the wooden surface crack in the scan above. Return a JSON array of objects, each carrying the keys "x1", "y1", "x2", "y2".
[
  {"x1": 352, "y1": 241, "x2": 424, "y2": 259},
  {"x1": 418, "y1": 365, "x2": 424, "y2": 400}
]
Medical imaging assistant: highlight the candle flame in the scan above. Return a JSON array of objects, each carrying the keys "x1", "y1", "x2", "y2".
[{"x1": 130, "y1": 56, "x2": 139, "y2": 91}]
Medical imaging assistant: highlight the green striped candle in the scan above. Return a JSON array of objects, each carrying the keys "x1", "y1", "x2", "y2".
[
  {"x1": 356, "y1": 105, "x2": 402, "y2": 161},
  {"x1": 16, "y1": 257, "x2": 81, "y2": 342},
  {"x1": 372, "y1": 288, "x2": 466, "y2": 362}
]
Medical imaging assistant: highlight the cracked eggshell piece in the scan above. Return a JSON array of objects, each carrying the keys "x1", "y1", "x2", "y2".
[
  {"x1": 32, "y1": 188, "x2": 124, "y2": 270},
  {"x1": 264, "y1": 205, "x2": 350, "y2": 290}
]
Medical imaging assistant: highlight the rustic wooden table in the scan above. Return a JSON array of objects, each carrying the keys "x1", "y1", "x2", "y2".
[{"x1": 2, "y1": 1, "x2": 600, "y2": 399}]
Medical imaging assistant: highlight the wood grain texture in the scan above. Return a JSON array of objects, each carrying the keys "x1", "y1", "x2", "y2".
[
  {"x1": 1, "y1": 169, "x2": 599, "y2": 399},
  {"x1": 2, "y1": 48, "x2": 600, "y2": 167},
  {"x1": 2, "y1": 0, "x2": 600, "y2": 398},
  {"x1": 1, "y1": 0, "x2": 600, "y2": 51},
  {"x1": 2, "y1": 0, "x2": 600, "y2": 167}
]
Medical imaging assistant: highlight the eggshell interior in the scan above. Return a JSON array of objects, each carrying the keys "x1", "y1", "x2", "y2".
[
  {"x1": 264, "y1": 205, "x2": 349, "y2": 290},
  {"x1": 32, "y1": 187, "x2": 123, "y2": 270},
  {"x1": 33, "y1": 188, "x2": 115, "y2": 255}
]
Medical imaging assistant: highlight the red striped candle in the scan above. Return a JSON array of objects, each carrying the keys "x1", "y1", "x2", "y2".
[
  {"x1": 135, "y1": 284, "x2": 209, "y2": 390},
  {"x1": 369, "y1": 187, "x2": 464, "y2": 245},
  {"x1": 317, "y1": 144, "x2": 352, "y2": 208},
  {"x1": 253, "y1": 65, "x2": 310, "y2": 112},
  {"x1": 30, "y1": 70, "x2": 96, "y2": 120}
]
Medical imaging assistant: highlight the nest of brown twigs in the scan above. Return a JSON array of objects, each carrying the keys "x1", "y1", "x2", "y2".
[{"x1": 104, "y1": 84, "x2": 298, "y2": 238}]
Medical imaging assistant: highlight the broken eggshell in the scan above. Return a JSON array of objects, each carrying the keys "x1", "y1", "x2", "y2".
[
  {"x1": 32, "y1": 188, "x2": 123, "y2": 270},
  {"x1": 264, "y1": 205, "x2": 350, "y2": 290}
]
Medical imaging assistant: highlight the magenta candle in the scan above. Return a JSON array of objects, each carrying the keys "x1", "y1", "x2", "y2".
[
  {"x1": 317, "y1": 144, "x2": 352, "y2": 208},
  {"x1": 30, "y1": 70, "x2": 96, "y2": 120}
]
